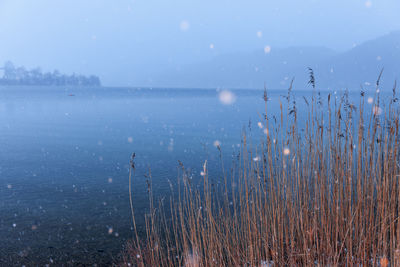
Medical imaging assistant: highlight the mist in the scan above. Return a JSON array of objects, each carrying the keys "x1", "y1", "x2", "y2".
[{"x1": 1, "y1": 0, "x2": 399, "y2": 86}]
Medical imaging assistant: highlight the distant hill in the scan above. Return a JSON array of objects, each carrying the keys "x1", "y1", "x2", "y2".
[
  {"x1": 152, "y1": 31, "x2": 400, "y2": 90},
  {"x1": 317, "y1": 30, "x2": 400, "y2": 89}
]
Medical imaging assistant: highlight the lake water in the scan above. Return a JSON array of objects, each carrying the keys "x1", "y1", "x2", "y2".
[{"x1": 0, "y1": 86, "x2": 381, "y2": 265}]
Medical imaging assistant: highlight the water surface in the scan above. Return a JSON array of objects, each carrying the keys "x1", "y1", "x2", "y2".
[{"x1": 0, "y1": 86, "x2": 380, "y2": 265}]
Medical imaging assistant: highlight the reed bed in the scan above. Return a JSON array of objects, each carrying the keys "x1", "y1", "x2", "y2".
[{"x1": 123, "y1": 77, "x2": 400, "y2": 266}]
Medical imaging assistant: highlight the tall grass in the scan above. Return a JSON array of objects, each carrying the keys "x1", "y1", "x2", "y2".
[{"x1": 123, "y1": 77, "x2": 400, "y2": 266}]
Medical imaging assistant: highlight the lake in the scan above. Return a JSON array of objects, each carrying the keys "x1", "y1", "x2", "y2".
[{"x1": 0, "y1": 86, "x2": 380, "y2": 265}]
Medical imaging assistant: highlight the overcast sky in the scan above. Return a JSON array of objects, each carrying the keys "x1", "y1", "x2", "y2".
[{"x1": 0, "y1": 0, "x2": 399, "y2": 86}]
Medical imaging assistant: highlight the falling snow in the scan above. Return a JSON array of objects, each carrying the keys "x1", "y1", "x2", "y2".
[
  {"x1": 213, "y1": 140, "x2": 221, "y2": 147},
  {"x1": 219, "y1": 90, "x2": 236, "y2": 105},
  {"x1": 373, "y1": 106, "x2": 383, "y2": 116},
  {"x1": 283, "y1": 148, "x2": 290, "y2": 156},
  {"x1": 180, "y1": 20, "x2": 190, "y2": 31}
]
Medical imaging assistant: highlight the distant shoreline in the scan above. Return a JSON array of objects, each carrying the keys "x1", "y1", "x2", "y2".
[
  {"x1": 0, "y1": 84, "x2": 102, "y2": 87},
  {"x1": 0, "y1": 61, "x2": 101, "y2": 87}
]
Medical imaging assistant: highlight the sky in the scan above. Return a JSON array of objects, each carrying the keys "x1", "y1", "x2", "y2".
[{"x1": 0, "y1": 0, "x2": 400, "y2": 86}]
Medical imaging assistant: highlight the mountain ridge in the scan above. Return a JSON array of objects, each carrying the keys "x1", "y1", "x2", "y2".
[{"x1": 151, "y1": 31, "x2": 400, "y2": 90}]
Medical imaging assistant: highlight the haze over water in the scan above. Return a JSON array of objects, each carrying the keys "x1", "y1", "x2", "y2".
[{"x1": 0, "y1": 0, "x2": 399, "y2": 87}]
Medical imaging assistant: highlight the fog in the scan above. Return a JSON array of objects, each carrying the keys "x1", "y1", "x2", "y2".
[{"x1": 0, "y1": 0, "x2": 399, "y2": 86}]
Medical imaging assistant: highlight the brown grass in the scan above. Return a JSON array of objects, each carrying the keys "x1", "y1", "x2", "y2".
[{"x1": 122, "y1": 79, "x2": 400, "y2": 266}]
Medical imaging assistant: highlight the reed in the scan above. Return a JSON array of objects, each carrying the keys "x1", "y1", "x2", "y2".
[{"x1": 122, "y1": 76, "x2": 400, "y2": 266}]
